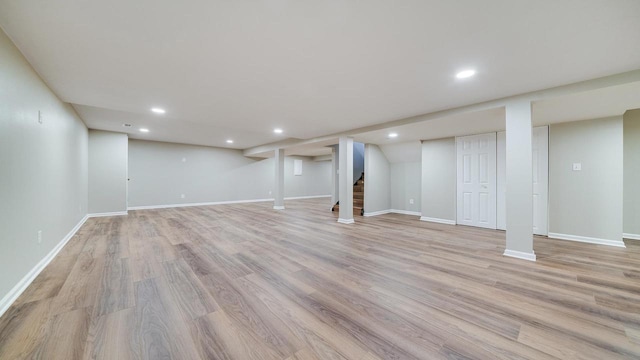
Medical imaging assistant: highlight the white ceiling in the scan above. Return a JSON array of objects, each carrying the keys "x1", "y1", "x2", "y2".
[
  {"x1": 1, "y1": 0, "x2": 640, "y2": 150},
  {"x1": 74, "y1": 104, "x2": 292, "y2": 149},
  {"x1": 354, "y1": 82, "x2": 640, "y2": 145},
  {"x1": 379, "y1": 142, "x2": 422, "y2": 163},
  {"x1": 532, "y1": 82, "x2": 640, "y2": 125},
  {"x1": 354, "y1": 107, "x2": 506, "y2": 144}
]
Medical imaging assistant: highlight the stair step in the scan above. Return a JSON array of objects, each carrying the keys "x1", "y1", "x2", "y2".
[
  {"x1": 353, "y1": 186, "x2": 364, "y2": 192},
  {"x1": 354, "y1": 199, "x2": 364, "y2": 207},
  {"x1": 354, "y1": 193, "x2": 364, "y2": 200}
]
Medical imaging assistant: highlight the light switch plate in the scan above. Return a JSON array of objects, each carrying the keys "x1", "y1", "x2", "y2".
[{"x1": 572, "y1": 163, "x2": 582, "y2": 171}]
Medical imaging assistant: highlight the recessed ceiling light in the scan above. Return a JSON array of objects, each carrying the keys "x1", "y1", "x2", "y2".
[
  {"x1": 456, "y1": 69, "x2": 476, "y2": 79},
  {"x1": 273, "y1": 128, "x2": 283, "y2": 134},
  {"x1": 388, "y1": 132, "x2": 398, "y2": 138},
  {"x1": 226, "y1": 139, "x2": 234, "y2": 144},
  {"x1": 151, "y1": 108, "x2": 166, "y2": 114},
  {"x1": 139, "y1": 128, "x2": 150, "y2": 133}
]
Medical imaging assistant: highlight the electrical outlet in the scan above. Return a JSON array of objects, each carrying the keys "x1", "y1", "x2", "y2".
[
  {"x1": 181, "y1": 194, "x2": 185, "y2": 199},
  {"x1": 409, "y1": 199, "x2": 414, "y2": 205},
  {"x1": 38, "y1": 111, "x2": 43, "y2": 124},
  {"x1": 269, "y1": 190, "x2": 272, "y2": 195},
  {"x1": 37, "y1": 230, "x2": 42, "y2": 244},
  {"x1": 572, "y1": 163, "x2": 582, "y2": 171}
]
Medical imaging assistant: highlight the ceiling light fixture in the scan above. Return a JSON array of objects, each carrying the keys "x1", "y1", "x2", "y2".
[
  {"x1": 388, "y1": 132, "x2": 398, "y2": 138},
  {"x1": 139, "y1": 128, "x2": 150, "y2": 133},
  {"x1": 456, "y1": 69, "x2": 476, "y2": 79},
  {"x1": 151, "y1": 108, "x2": 166, "y2": 114},
  {"x1": 273, "y1": 128, "x2": 283, "y2": 134},
  {"x1": 123, "y1": 123, "x2": 132, "y2": 127},
  {"x1": 226, "y1": 139, "x2": 234, "y2": 144}
]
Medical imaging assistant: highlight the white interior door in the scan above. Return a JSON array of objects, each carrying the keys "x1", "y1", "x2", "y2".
[
  {"x1": 497, "y1": 126, "x2": 549, "y2": 235},
  {"x1": 456, "y1": 133, "x2": 497, "y2": 229}
]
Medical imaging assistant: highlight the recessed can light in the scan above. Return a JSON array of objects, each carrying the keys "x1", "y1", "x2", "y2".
[
  {"x1": 226, "y1": 139, "x2": 234, "y2": 144},
  {"x1": 151, "y1": 108, "x2": 166, "y2": 114},
  {"x1": 274, "y1": 128, "x2": 283, "y2": 134},
  {"x1": 139, "y1": 128, "x2": 150, "y2": 133},
  {"x1": 388, "y1": 132, "x2": 398, "y2": 138},
  {"x1": 456, "y1": 69, "x2": 476, "y2": 79}
]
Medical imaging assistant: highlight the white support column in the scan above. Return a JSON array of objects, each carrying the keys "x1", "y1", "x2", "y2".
[
  {"x1": 273, "y1": 148, "x2": 285, "y2": 210},
  {"x1": 504, "y1": 100, "x2": 535, "y2": 261},
  {"x1": 331, "y1": 145, "x2": 339, "y2": 208},
  {"x1": 338, "y1": 137, "x2": 354, "y2": 224}
]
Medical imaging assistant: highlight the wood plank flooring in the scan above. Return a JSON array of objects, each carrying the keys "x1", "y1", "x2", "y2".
[{"x1": 1, "y1": 198, "x2": 640, "y2": 359}]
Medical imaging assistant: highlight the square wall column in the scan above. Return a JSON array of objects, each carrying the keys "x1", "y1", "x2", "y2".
[
  {"x1": 338, "y1": 137, "x2": 354, "y2": 224},
  {"x1": 274, "y1": 148, "x2": 285, "y2": 210},
  {"x1": 504, "y1": 100, "x2": 535, "y2": 261},
  {"x1": 331, "y1": 145, "x2": 339, "y2": 208}
]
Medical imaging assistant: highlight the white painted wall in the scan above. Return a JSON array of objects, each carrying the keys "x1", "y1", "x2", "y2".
[
  {"x1": 127, "y1": 140, "x2": 330, "y2": 207},
  {"x1": 624, "y1": 109, "x2": 640, "y2": 238},
  {"x1": 549, "y1": 117, "x2": 623, "y2": 245},
  {"x1": 0, "y1": 29, "x2": 88, "y2": 306},
  {"x1": 88, "y1": 130, "x2": 128, "y2": 214},
  {"x1": 363, "y1": 144, "x2": 390, "y2": 214},
  {"x1": 390, "y1": 162, "x2": 421, "y2": 213},
  {"x1": 421, "y1": 138, "x2": 456, "y2": 223}
]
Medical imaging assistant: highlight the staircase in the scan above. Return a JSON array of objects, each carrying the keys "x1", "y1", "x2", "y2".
[{"x1": 332, "y1": 173, "x2": 364, "y2": 216}]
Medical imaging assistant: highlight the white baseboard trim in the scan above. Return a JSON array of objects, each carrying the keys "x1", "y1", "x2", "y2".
[
  {"x1": 88, "y1": 211, "x2": 128, "y2": 218},
  {"x1": 548, "y1": 232, "x2": 626, "y2": 248},
  {"x1": 128, "y1": 195, "x2": 331, "y2": 211},
  {"x1": 363, "y1": 210, "x2": 391, "y2": 217},
  {"x1": 503, "y1": 249, "x2": 537, "y2": 261},
  {"x1": 390, "y1": 209, "x2": 421, "y2": 216},
  {"x1": 363, "y1": 209, "x2": 421, "y2": 217},
  {"x1": 623, "y1": 233, "x2": 640, "y2": 241},
  {"x1": 273, "y1": 206, "x2": 285, "y2": 210},
  {"x1": 284, "y1": 195, "x2": 331, "y2": 200},
  {"x1": 337, "y1": 218, "x2": 355, "y2": 224},
  {"x1": 420, "y1": 216, "x2": 456, "y2": 225},
  {"x1": 128, "y1": 198, "x2": 274, "y2": 210},
  {"x1": 0, "y1": 214, "x2": 89, "y2": 318}
]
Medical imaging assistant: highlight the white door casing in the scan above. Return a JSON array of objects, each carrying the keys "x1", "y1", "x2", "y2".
[
  {"x1": 456, "y1": 133, "x2": 497, "y2": 229},
  {"x1": 497, "y1": 126, "x2": 549, "y2": 235}
]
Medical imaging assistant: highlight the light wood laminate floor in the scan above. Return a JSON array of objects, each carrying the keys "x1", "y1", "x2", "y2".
[{"x1": 1, "y1": 198, "x2": 639, "y2": 359}]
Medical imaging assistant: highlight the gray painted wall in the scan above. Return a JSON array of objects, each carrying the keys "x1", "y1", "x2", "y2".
[
  {"x1": 0, "y1": 29, "x2": 88, "y2": 304},
  {"x1": 285, "y1": 156, "x2": 332, "y2": 199},
  {"x1": 549, "y1": 117, "x2": 623, "y2": 242},
  {"x1": 363, "y1": 144, "x2": 391, "y2": 213},
  {"x1": 128, "y1": 140, "x2": 330, "y2": 207},
  {"x1": 624, "y1": 109, "x2": 640, "y2": 237},
  {"x1": 391, "y1": 162, "x2": 422, "y2": 213},
  {"x1": 88, "y1": 130, "x2": 128, "y2": 213},
  {"x1": 354, "y1": 142, "x2": 365, "y2": 182},
  {"x1": 421, "y1": 138, "x2": 456, "y2": 221}
]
